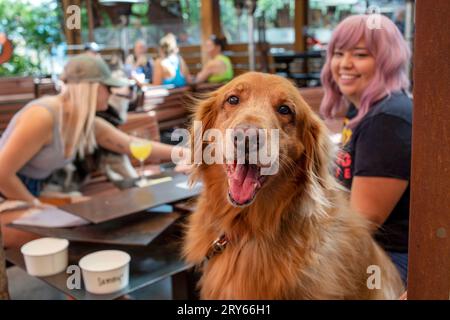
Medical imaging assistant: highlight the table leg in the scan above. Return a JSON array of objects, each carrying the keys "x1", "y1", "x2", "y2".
[{"x1": 171, "y1": 267, "x2": 200, "y2": 300}]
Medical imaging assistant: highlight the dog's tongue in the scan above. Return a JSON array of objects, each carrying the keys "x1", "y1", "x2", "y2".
[{"x1": 228, "y1": 164, "x2": 259, "y2": 205}]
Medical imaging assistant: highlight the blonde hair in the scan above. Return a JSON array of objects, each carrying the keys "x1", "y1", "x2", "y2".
[
  {"x1": 159, "y1": 33, "x2": 178, "y2": 57},
  {"x1": 60, "y1": 82, "x2": 98, "y2": 159}
]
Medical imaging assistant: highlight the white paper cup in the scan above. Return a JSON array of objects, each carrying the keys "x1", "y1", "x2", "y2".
[
  {"x1": 79, "y1": 250, "x2": 130, "y2": 295},
  {"x1": 20, "y1": 237, "x2": 69, "y2": 277}
]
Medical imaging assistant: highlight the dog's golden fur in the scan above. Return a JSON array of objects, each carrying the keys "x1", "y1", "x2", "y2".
[{"x1": 183, "y1": 72, "x2": 404, "y2": 299}]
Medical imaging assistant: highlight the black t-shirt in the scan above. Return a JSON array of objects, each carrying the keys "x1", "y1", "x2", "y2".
[{"x1": 335, "y1": 91, "x2": 412, "y2": 253}]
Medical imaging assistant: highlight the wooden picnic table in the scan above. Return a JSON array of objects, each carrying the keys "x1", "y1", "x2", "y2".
[
  {"x1": 5, "y1": 239, "x2": 196, "y2": 300},
  {"x1": 3, "y1": 170, "x2": 201, "y2": 300}
]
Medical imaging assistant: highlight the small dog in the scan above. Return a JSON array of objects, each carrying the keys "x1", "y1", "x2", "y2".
[{"x1": 183, "y1": 72, "x2": 404, "y2": 299}]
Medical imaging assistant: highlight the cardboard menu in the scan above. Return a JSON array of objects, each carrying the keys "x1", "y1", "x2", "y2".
[{"x1": 11, "y1": 207, "x2": 89, "y2": 228}]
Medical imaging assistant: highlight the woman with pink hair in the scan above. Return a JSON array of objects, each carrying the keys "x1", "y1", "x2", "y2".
[{"x1": 320, "y1": 14, "x2": 412, "y2": 285}]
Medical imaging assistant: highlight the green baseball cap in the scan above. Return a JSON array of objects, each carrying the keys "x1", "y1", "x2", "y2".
[{"x1": 60, "y1": 54, "x2": 130, "y2": 87}]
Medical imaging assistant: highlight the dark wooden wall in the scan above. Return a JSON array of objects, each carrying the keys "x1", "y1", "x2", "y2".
[
  {"x1": 0, "y1": 227, "x2": 9, "y2": 299},
  {"x1": 409, "y1": 0, "x2": 450, "y2": 300}
]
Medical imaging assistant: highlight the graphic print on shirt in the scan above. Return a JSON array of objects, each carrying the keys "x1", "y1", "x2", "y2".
[{"x1": 335, "y1": 116, "x2": 353, "y2": 189}]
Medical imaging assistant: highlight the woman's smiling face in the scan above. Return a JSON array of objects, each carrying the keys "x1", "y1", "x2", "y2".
[{"x1": 331, "y1": 38, "x2": 376, "y2": 107}]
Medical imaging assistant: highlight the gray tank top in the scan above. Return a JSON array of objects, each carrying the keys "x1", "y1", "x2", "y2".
[{"x1": 0, "y1": 98, "x2": 73, "y2": 180}]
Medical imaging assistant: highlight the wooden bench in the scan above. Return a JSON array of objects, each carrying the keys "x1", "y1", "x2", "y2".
[
  {"x1": 298, "y1": 86, "x2": 324, "y2": 114},
  {"x1": 132, "y1": 82, "x2": 227, "y2": 140},
  {"x1": 139, "y1": 86, "x2": 191, "y2": 132},
  {"x1": 191, "y1": 82, "x2": 224, "y2": 95},
  {"x1": 298, "y1": 87, "x2": 343, "y2": 134},
  {"x1": 0, "y1": 77, "x2": 35, "y2": 135},
  {"x1": 34, "y1": 77, "x2": 58, "y2": 98}
]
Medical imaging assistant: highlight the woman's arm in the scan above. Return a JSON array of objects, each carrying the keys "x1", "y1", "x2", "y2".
[
  {"x1": 94, "y1": 117, "x2": 181, "y2": 162},
  {"x1": 0, "y1": 107, "x2": 53, "y2": 203},
  {"x1": 152, "y1": 59, "x2": 163, "y2": 85},
  {"x1": 349, "y1": 113, "x2": 411, "y2": 229},
  {"x1": 180, "y1": 57, "x2": 193, "y2": 84},
  {"x1": 195, "y1": 60, "x2": 223, "y2": 84},
  {"x1": 350, "y1": 176, "x2": 408, "y2": 228}
]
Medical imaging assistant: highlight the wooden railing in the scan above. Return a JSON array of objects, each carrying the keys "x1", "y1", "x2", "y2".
[
  {"x1": 98, "y1": 42, "x2": 295, "y2": 77},
  {"x1": 0, "y1": 77, "x2": 35, "y2": 135},
  {"x1": 0, "y1": 77, "x2": 58, "y2": 136}
]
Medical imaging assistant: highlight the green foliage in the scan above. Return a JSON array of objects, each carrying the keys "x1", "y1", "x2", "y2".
[
  {"x1": 220, "y1": 0, "x2": 239, "y2": 27},
  {"x1": 0, "y1": 53, "x2": 39, "y2": 76},
  {"x1": 132, "y1": 3, "x2": 149, "y2": 16},
  {"x1": 180, "y1": 0, "x2": 201, "y2": 26},
  {"x1": 255, "y1": 0, "x2": 293, "y2": 22},
  {"x1": 130, "y1": 3, "x2": 150, "y2": 25},
  {"x1": 0, "y1": 0, "x2": 63, "y2": 76}
]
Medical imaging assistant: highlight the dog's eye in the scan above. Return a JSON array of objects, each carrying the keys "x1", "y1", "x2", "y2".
[
  {"x1": 277, "y1": 105, "x2": 293, "y2": 115},
  {"x1": 227, "y1": 95, "x2": 239, "y2": 105}
]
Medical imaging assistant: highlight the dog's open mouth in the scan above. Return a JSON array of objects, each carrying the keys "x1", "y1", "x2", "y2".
[{"x1": 225, "y1": 162, "x2": 267, "y2": 207}]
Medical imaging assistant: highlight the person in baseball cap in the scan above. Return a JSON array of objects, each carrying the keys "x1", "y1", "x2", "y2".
[
  {"x1": 61, "y1": 53, "x2": 131, "y2": 88},
  {"x1": 0, "y1": 53, "x2": 190, "y2": 217}
]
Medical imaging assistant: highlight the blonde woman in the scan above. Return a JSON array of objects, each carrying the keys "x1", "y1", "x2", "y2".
[
  {"x1": 0, "y1": 55, "x2": 186, "y2": 204},
  {"x1": 152, "y1": 33, "x2": 191, "y2": 87}
]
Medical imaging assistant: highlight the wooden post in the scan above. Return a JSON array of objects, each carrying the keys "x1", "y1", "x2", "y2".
[
  {"x1": 86, "y1": 0, "x2": 95, "y2": 42},
  {"x1": 62, "y1": 0, "x2": 82, "y2": 54},
  {"x1": 200, "y1": 0, "x2": 222, "y2": 65},
  {"x1": 294, "y1": 0, "x2": 307, "y2": 52},
  {"x1": 246, "y1": 0, "x2": 256, "y2": 71},
  {"x1": 0, "y1": 227, "x2": 9, "y2": 300},
  {"x1": 408, "y1": 0, "x2": 450, "y2": 300}
]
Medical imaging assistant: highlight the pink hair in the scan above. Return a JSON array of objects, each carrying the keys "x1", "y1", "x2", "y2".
[{"x1": 320, "y1": 14, "x2": 411, "y2": 127}]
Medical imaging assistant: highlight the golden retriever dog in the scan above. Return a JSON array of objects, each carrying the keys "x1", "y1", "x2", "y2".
[{"x1": 183, "y1": 72, "x2": 404, "y2": 299}]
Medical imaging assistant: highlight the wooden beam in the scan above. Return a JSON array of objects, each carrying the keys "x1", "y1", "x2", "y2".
[
  {"x1": 0, "y1": 227, "x2": 9, "y2": 300},
  {"x1": 294, "y1": 0, "x2": 307, "y2": 52},
  {"x1": 86, "y1": 0, "x2": 95, "y2": 42},
  {"x1": 408, "y1": 0, "x2": 450, "y2": 300},
  {"x1": 61, "y1": 0, "x2": 82, "y2": 54},
  {"x1": 200, "y1": 0, "x2": 222, "y2": 65}
]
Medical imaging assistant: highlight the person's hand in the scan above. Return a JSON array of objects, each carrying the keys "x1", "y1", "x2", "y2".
[
  {"x1": 174, "y1": 147, "x2": 193, "y2": 175},
  {"x1": 30, "y1": 198, "x2": 56, "y2": 210},
  {"x1": 175, "y1": 162, "x2": 193, "y2": 175},
  {"x1": 399, "y1": 291, "x2": 407, "y2": 300}
]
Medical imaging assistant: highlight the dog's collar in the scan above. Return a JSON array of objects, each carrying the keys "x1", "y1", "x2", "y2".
[{"x1": 205, "y1": 234, "x2": 229, "y2": 260}]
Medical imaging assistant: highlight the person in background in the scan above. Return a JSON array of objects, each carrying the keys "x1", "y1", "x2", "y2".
[
  {"x1": 125, "y1": 40, "x2": 153, "y2": 84},
  {"x1": 394, "y1": 8, "x2": 406, "y2": 35},
  {"x1": 78, "y1": 46, "x2": 139, "y2": 182},
  {"x1": 178, "y1": 31, "x2": 193, "y2": 45},
  {"x1": 83, "y1": 42, "x2": 100, "y2": 57},
  {"x1": 195, "y1": 35, "x2": 233, "y2": 84},
  {"x1": 152, "y1": 33, "x2": 191, "y2": 87},
  {"x1": 320, "y1": 14, "x2": 412, "y2": 286},
  {"x1": 0, "y1": 55, "x2": 188, "y2": 247},
  {"x1": 94, "y1": 53, "x2": 140, "y2": 182}
]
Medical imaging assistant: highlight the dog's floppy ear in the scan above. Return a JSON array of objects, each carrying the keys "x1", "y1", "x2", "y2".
[
  {"x1": 191, "y1": 92, "x2": 219, "y2": 134},
  {"x1": 188, "y1": 93, "x2": 220, "y2": 182},
  {"x1": 300, "y1": 110, "x2": 335, "y2": 216},
  {"x1": 303, "y1": 113, "x2": 332, "y2": 181}
]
